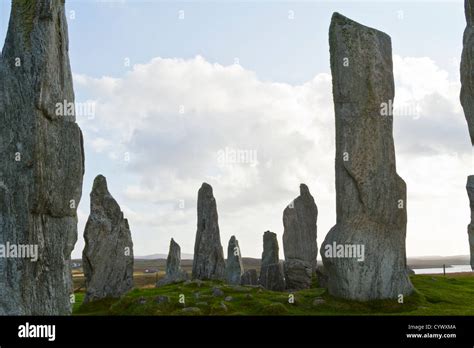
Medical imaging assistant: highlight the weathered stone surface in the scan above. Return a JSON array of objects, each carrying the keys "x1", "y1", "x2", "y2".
[
  {"x1": 315, "y1": 265, "x2": 329, "y2": 289},
  {"x1": 82, "y1": 175, "x2": 134, "y2": 303},
  {"x1": 225, "y1": 235, "x2": 244, "y2": 284},
  {"x1": 260, "y1": 264, "x2": 286, "y2": 292},
  {"x1": 467, "y1": 176, "x2": 474, "y2": 270},
  {"x1": 192, "y1": 183, "x2": 226, "y2": 280},
  {"x1": 259, "y1": 231, "x2": 285, "y2": 291},
  {"x1": 241, "y1": 269, "x2": 258, "y2": 286},
  {"x1": 0, "y1": 1, "x2": 84, "y2": 315},
  {"x1": 461, "y1": 0, "x2": 474, "y2": 145},
  {"x1": 283, "y1": 259, "x2": 312, "y2": 290},
  {"x1": 321, "y1": 13, "x2": 413, "y2": 300},
  {"x1": 156, "y1": 238, "x2": 189, "y2": 287},
  {"x1": 282, "y1": 184, "x2": 318, "y2": 289}
]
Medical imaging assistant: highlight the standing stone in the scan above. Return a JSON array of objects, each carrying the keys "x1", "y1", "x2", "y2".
[
  {"x1": 156, "y1": 238, "x2": 189, "y2": 287},
  {"x1": 282, "y1": 184, "x2": 318, "y2": 289},
  {"x1": 461, "y1": 2, "x2": 474, "y2": 270},
  {"x1": 467, "y1": 176, "x2": 474, "y2": 270},
  {"x1": 283, "y1": 259, "x2": 312, "y2": 290},
  {"x1": 192, "y1": 183, "x2": 226, "y2": 280},
  {"x1": 321, "y1": 13, "x2": 413, "y2": 300},
  {"x1": 461, "y1": 0, "x2": 474, "y2": 145},
  {"x1": 0, "y1": 1, "x2": 84, "y2": 315},
  {"x1": 259, "y1": 231, "x2": 285, "y2": 291},
  {"x1": 225, "y1": 236, "x2": 244, "y2": 284},
  {"x1": 82, "y1": 175, "x2": 134, "y2": 303},
  {"x1": 241, "y1": 269, "x2": 258, "y2": 286},
  {"x1": 315, "y1": 265, "x2": 329, "y2": 289}
]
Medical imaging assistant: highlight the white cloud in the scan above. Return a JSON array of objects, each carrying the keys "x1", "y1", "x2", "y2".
[{"x1": 73, "y1": 54, "x2": 472, "y2": 259}]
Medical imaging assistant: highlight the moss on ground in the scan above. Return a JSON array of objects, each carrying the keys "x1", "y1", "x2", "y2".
[{"x1": 73, "y1": 274, "x2": 474, "y2": 316}]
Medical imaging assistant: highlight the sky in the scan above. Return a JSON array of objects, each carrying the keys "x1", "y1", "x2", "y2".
[{"x1": 0, "y1": 0, "x2": 472, "y2": 259}]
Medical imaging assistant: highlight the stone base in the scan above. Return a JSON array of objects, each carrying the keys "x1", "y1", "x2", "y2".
[
  {"x1": 283, "y1": 259, "x2": 312, "y2": 290},
  {"x1": 322, "y1": 220, "x2": 413, "y2": 301}
]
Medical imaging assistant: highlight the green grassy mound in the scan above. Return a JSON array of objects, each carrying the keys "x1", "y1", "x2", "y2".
[{"x1": 73, "y1": 274, "x2": 474, "y2": 316}]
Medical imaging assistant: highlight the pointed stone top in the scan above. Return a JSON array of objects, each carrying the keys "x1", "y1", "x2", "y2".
[
  {"x1": 330, "y1": 12, "x2": 390, "y2": 40},
  {"x1": 264, "y1": 230, "x2": 276, "y2": 238},
  {"x1": 170, "y1": 238, "x2": 178, "y2": 245},
  {"x1": 229, "y1": 235, "x2": 237, "y2": 242},
  {"x1": 91, "y1": 175, "x2": 109, "y2": 195},
  {"x1": 199, "y1": 183, "x2": 214, "y2": 199},
  {"x1": 300, "y1": 183, "x2": 310, "y2": 196},
  {"x1": 200, "y1": 182, "x2": 212, "y2": 191}
]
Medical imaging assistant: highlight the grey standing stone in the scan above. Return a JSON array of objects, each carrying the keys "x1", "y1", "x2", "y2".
[
  {"x1": 282, "y1": 184, "x2": 318, "y2": 289},
  {"x1": 321, "y1": 13, "x2": 413, "y2": 300},
  {"x1": 82, "y1": 175, "x2": 134, "y2": 303},
  {"x1": 225, "y1": 236, "x2": 244, "y2": 284},
  {"x1": 241, "y1": 269, "x2": 258, "y2": 286},
  {"x1": 192, "y1": 183, "x2": 226, "y2": 280},
  {"x1": 259, "y1": 231, "x2": 285, "y2": 291},
  {"x1": 461, "y1": 0, "x2": 474, "y2": 144},
  {"x1": 315, "y1": 265, "x2": 329, "y2": 289},
  {"x1": 467, "y1": 176, "x2": 474, "y2": 270},
  {"x1": 283, "y1": 259, "x2": 312, "y2": 290},
  {"x1": 156, "y1": 238, "x2": 189, "y2": 287},
  {"x1": 0, "y1": 1, "x2": 84, "y2": 315},
  {"x1": 260, "y1": 264, "x2": 286, "y2": 292}
]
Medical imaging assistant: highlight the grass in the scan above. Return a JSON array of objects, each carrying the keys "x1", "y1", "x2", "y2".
[{"x1": 73, "y1": 273, "x2": 474, "y2": 316}]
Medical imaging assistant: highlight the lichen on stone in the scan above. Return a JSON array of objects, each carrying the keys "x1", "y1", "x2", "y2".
[{"x1": 12, "y1": 0, "x2": 37, "y2": 49}]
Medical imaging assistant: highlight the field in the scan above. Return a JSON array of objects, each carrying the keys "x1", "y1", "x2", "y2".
[{"x1": 72, "y1": 273, "x2": 474, "y2": 316}]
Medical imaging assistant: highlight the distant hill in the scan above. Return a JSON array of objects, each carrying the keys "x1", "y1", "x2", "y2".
[
  {"x1": 135, "y1": 253, "x2": 194, "y2": 260},
  {"x1": 407, "y1": 255, "x2": 470, "y2": 269},
  {"x1": 71, "y1": 255, "x2": 472, "y2": 271}
]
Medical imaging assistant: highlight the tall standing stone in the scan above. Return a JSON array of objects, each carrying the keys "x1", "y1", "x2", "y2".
[
  {"x1": 225, "y1": 236, "x2": 244, "y2": 284},
  {"x1": 0, "y1": 1, "x2": 84, "y2": 314},
  {"x1": 321, "y1": 13, "x2": 413, "y2": 300},
  {"x1": 467, "y1": 176, "x2": 474, "y2": 270},
  {"x1": 82, "y1": 175, "x2": 134, "y2": 303},
  {"x1": 259, "y1": 231, "x2": 285, "y2": 291},
  {"x1": 192, "y1": 183, "x2": 226, "y2": 280},
  {"x1": 461, "y1": 0, "x2": 474, "y2": 145},
  {"x1": 461, "y1": 2, "x2": 474, "y2": 270},
  {"x1": 157, "y1": 238, "x2": 189, "y2": 286},
  {"x1": 282, "y1": 184, "x2": 318, "y2": 289}
]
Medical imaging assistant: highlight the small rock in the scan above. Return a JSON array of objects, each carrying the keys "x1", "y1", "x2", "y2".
[
  {"x1": 230, "y1": 285, "x2": 250, "y2": 292},
  {"x1": 196, "y1": 301, "x2": 208, "y2": 306},
  {"x1": 138, "y1": 297, "x2": 147, "y2": 305},
  {"x1": 194, "y1": 292, "x2": 201, "y2": 299},
  {"x1": 212, "y1": 287, "x2": 225, "y2": 297},
  {"x1": 312, "y1": 297, "x2": 326, "y2": 306},
  {"x1": 219, "y1": 302, "x2": 228, "y2": 312},
  {"x1": 154, "y1": 295, "x2": 170, "y2": 304},
  {"x1": 224, "y1": 296, "x2": 233, "y2": 302},
  {"x1": 181, "y1": 307, "x2": 201, "y2": 314}
]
